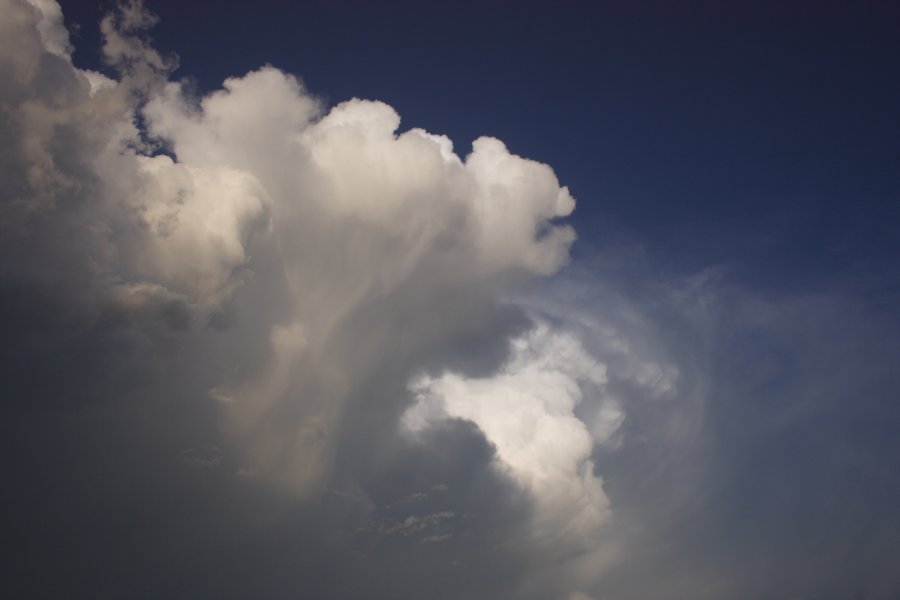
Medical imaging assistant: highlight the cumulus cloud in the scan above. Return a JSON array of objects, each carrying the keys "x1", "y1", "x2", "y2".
[
  {"x1": 133, "y1": 33, "x2": 580, "y2": 505},
  {"x1": 404, "y1": 323, "x2": 616, "y2": 550},
  {"x1": 1, "y1": 0, "x2": 267, "y2": 333},
  {"x1": 0, "y1": 1, "x2": 610, "y2": 597}
]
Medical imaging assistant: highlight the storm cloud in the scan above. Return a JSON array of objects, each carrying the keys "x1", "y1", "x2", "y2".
[
  {"x1": 3, "y1": 1, "x2": 900, "y2": 599},
  {"x1": 1, "y1": 1, "x2": 614, "y2": 597}
]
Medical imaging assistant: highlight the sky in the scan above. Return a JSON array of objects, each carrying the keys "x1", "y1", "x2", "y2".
[{"x1": 2, "y1": 1, "x2": 899, "y2": 598}]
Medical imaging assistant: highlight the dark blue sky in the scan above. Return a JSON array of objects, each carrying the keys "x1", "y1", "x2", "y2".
[{"x1": 62, "y1": 0, "x2": 900, "y2": 290}]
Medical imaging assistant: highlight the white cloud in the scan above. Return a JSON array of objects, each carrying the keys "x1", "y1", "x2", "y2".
[
  {"x1": 140, "y1": 64, "x2": 579, "y2": 497},
  {"x1": 404, "y1": 323, "x2": 617, "y2": 549},
  {"x1": 1, "y1": 0, "x2": 268, "y2": 326}
]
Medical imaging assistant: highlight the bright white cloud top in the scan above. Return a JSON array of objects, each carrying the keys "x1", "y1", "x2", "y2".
[{"x1": 405, "y1": 324, "x2": 616, "y2": 547}]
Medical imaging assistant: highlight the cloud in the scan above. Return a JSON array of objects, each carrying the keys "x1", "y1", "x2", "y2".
[
  {"x1": 374, "y1": 510, "x2": 456, "y2": 538},
  {"x1": 1, "y1": 0, "x2": 267, "y2": 336},
  {"x1": 12, "y1": 3, "x2": 897, "y2": 599},
  {"x1": 137, "y1": 41, "x2": 579, "y2": 504},
  {"x1": 404, "y1": 323, "x2": 615, "y2": 551},
  {"x1": 0, "y1": 1, "x2": 601, "y2": 597},
  {"x1": 532, "y1": 254, "x2": 900, "y2": 600}
]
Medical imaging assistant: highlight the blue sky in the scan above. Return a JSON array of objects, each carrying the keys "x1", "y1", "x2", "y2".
[{"x1": 3, "y1": 0, "x2": 900, "y2": 598}]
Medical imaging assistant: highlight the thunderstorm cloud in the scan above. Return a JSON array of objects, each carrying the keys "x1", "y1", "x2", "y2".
[{"x1": 3, "y1": 1, "x2": 899, "y2": 599}]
